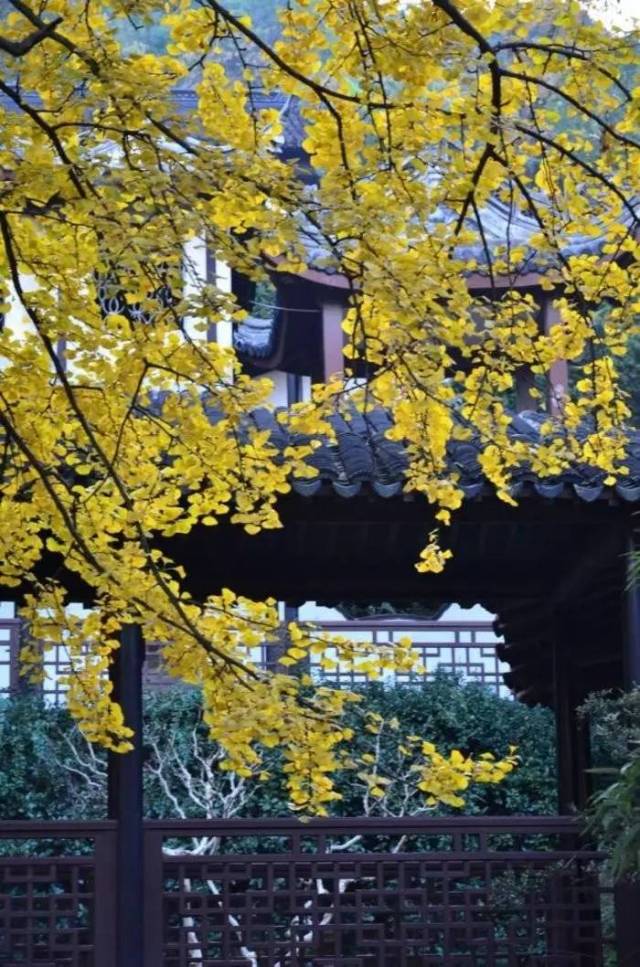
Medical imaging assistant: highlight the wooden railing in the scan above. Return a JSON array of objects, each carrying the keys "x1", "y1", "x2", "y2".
[
  {"x1": 0, "y1": 819, "x2": 117, "y2": 967},
  {"x1": 0, "y1": 815, "x2": 626, "y2": 965}
]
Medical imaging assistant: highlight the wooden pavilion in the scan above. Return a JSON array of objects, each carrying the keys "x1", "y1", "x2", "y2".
[
  {"x1": 3, "y1": 88, "x2": 640, "y2": 967},
  {"x1": 11, "y1": 401, "x2": 638, "y2": 966}
]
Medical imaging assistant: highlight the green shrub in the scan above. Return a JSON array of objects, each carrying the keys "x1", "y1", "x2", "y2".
[
  {"x1": 580, "y1": 689, "x2": 640, "y2": 879},
  {"x1": 0, "y1": 672, "x2": 556, "y2": 820}
]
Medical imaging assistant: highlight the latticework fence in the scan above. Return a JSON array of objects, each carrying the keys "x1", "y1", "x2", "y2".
[{"x1": 0, "y1": 816, "x2": 620, "y2": 966}]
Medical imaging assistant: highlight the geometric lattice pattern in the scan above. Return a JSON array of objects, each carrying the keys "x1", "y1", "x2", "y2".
[
  {"x1": 0, "y1": 620, "x2": 20, "y2": 700},
  {"x1": 41, "y1": 645, "x2": 80, "y2": 706},
  {"x1": 0, "y1": 858, "x2": 94, "y2": 966},
  {"x1": 154, "y1": 818, "x2": 608, "y2": 967},
  {"x1": 307, "y1": 619, "x2": 511, "y2": 697},
  {"x1": 0, "y1": 618, "x2": 510, "y2": 704},
  {"x1": 0, "y1": 817, "x2": 617, "y2": 966}
]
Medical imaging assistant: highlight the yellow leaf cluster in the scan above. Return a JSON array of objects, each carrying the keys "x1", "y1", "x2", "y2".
[{"x1": 0, "y1": 0, "x2": 637, "y2": 809}]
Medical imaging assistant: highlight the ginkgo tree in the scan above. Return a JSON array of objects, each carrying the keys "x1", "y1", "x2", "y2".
[{"x1": 0, "y1": 0, "x2": 637, "y2": 810}]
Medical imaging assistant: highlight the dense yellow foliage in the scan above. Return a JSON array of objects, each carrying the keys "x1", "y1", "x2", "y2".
[{"x1": 0, "y1": 0, "x2": 637, "y2": 809}]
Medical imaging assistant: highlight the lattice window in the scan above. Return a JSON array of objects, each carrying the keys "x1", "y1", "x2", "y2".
[
  {"x1": 1, "y1": 617, "x2": 511, "y2": 701},
  {"x1": 96, "y1": 272, "x2": 176, "y2": 326},
  {"x1": 41, "y1": 641, "x2": 86, "y2": 706},
  {"x1": 305, "y1": 620, "x2": 511, "y2": 697},
  {"x1": 0, "y1": 620, "x2": 19, "y2": 699}
]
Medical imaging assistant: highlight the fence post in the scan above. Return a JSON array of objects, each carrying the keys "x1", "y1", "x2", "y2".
[
  {"x1": 108, "y1": 623, "x2": 145, "y2": 967},
  {"x1": 624, "y1": 532, "x2": 640, "y2": 689},
  {"x1": 144, "y1": 829, "x2": 164, "y2": 967},
  {"x1": 614, "y1": 880, "x2": 640, "y2": 966},
  {"x1": 613, "y1": 538, "x2": 640, "y2": 963},
  {"x1": 93, "y1": 826, "x2": 117, "y2": 967}
]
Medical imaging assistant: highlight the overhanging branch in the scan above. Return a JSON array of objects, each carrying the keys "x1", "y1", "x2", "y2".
[{"x1": 0, "y1": 10, "x2": 61, "y2": 57}]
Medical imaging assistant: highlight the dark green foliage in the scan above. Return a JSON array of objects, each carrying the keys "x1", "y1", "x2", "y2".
[
  {"x1": 580, "y1": 689, "x2": 640, "y2": 879},
  {"x1": 0, "y1": 673, "x2": 557, "y2": 820},
  {"x1": 0, "y1": 697, "x2": 93, "y2": 819},
  {"x1": 334, "y1": 674, "x2": 557, "y2": 817},
  {"x1": 589, "y1": 753, "x2": 640, "y2": 880},
  {"x1": 581, "y1": 687, "x2": 640, "y2": 770}
]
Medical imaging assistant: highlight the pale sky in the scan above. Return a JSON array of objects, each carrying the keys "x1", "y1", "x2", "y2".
[{"x1": 587, "y1": 0, "x2": 639, "y2": 29}]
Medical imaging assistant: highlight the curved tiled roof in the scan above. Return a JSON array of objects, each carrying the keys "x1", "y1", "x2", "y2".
[
  {"x1": 442, "y1": 195, "x2": 639, "y2": 277},
  {"x1": 247, "y1": 407, "x2": 640, "y2": 504},
  {"x1": 296, "y1": 193, "x2": 640, "y2": 282},
  {"x1": 3, "y1": 88, "x2": 635, "y2": 281},
  {"x1": 233, "y1": 311, "x2": 282, "y2": 360}
]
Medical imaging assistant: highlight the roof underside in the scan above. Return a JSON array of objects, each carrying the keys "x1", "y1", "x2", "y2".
[
  {"x1": 16, "y1": 406, "x2": 633, "y2": 707},
  {"x1": 169, "y1": 407, "x2": 636, "y2": 705}
]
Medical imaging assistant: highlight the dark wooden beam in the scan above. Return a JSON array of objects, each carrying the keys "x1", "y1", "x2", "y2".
[
  {"x1": 108, "y1": 624, "x2": 145, "y2": 967},
  {"x1": 514, "y1": 365, "x2": 536, "y2": 412},
  {"x1": 542, "y1": 297, "x2": 569, "y2": 416},
  {"x1": 624, "y1": 533, "x2": 640, "y2": 689},
  {"x1": 553, "y1": 628, "x2": 591, "y2": 814},
  {"x1": 551, "y1": 526, "x2": 626, "y2": 611},
  {"x1": 615, "y1": 881, "x2": 640, "y2": 966}
]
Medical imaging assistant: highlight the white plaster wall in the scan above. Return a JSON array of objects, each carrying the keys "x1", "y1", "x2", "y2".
[
  {"x1": 211, "y1": 255, "x2": 233, "y2": 350},
  {"x1": 0, "y1": 276, "x2": 38, "y2": 363},
  {"x1": 297, "y1": 601, "x2": 344, "y2": 621},
  {"x1": 182, "y1": 234, "x2": 209, "y2": 342},
  {"x1": 441, "y1": 602, "x2": 496, "y2": 622},
  {"x1": 266, "y1": 370, "x2": 289, "y2": 407}
]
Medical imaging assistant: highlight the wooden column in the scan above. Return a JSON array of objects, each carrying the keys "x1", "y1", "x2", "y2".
[
  {"x1": 321, "y1": 301, "x2": 345, "y2": 381},
  {"x1": 108, "y1": 623, "x2": 145, "y2": 967},
  {"x1": 543, "y1": 297, "x2": 569, "y2": 416},
  {"x1": 615, "y1": 533, "x2": 640, "y2": 965},
  {"x1": 514, "y1": 365, "x2": 536, "y2": 412},
  {"x1": 624, "y1": 533, "x2": 640, "y2": 689},
  {"x1": 615, "y1": 880, "x2": 640, "y2": 966},
  {"x1": 553, "y1": 630, "x2": 590, "y2": 813},
  {"x1": 286, "y1": 372, "x2": 304, "y2": 405}
]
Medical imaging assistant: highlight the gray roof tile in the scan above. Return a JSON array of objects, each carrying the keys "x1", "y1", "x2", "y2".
[{"x1": 244, "y1": 408, "x2": 640, "y2": 504}]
